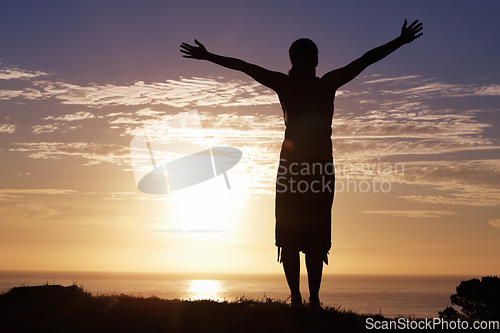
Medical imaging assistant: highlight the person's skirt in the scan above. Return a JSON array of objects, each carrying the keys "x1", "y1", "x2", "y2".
[{"x1": 275, "y1": 157, "x2": 335, "y2": 264}]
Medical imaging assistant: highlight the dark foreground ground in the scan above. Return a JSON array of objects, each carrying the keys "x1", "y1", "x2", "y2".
[{"x1": 0, "y1": 285, "x2": 468, "y2": 332}]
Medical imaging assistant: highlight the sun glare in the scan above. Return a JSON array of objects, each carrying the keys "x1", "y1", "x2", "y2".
[{"x1": 187, "y1": 280, "x2": 224, "y2": 301}]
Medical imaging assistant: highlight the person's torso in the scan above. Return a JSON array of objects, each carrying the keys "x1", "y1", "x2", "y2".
[{"x1": 277, "y1": 76, "x2": 336, "y2": 159}]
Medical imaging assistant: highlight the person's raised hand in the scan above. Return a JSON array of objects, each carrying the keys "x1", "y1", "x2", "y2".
[
  {"x1": 400, "y1": 19, "x2": 423, "y2": 44},
  {"x1": 180, "y1": 39, "x2": 209, "y2": 59}
]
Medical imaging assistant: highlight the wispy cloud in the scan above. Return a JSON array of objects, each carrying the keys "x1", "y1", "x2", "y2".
[
  {"x1": 1, "y1": 66, "x2": 499, "y2": 110},
  {"x1": 392, "y1": 160, "x2": 500, "y2": 207},
  {"x1": 0, "y1": 202, "x2": 62, "y2": 220},
  {"x1": 0, "y1": 188, "x2": 79, "y2": 205},
  {"x1": 362, "y1": 75, "x2": 421, "y2": 84},
  {"x1": 38, "y1": 77, "x2": 279, "y2": 108},
  {"x1": 29, "y1": 112, "x2": 96, "y2": 135},
  {"x1": 401, "y1": 191, "x2": 500, "y2": 207},
  {"x1": 0, "y1": 88, "x2": 45, "y2": 100},
  {"x1": 488, "y1": 219, "x2": 500, "y2": 229},
  {"x1": 32, "y1": 124, "x2": 60, "y2": 134},
  {"x1": 334, "y1": 112, "x2": 491, "y2": 139},
  {"x1": 1, "y1": 64, "x2": 498, "y2": 204},
  {"x1": 9, "y1": 142, "x2": 130, "y2": 165},
  {"x1": 0, "y1": 124, "x2": 16, "y2": 133},
  {"x1": 380, "y1": 82, "x2": 500, "y2": 99},
  {"x1": 337, "y1": 159, "x2": 500, "y2": 207},
  {"x1": 0, "y1": 66, "x2": 48, "y2": 80},
  {"x1": 393, "y1": 160, "x2": 500, "y2": 189},
  {"x1": 14, "y1": 107, "x2": 499, "y2": 201},
  {"x1": 0, "y1": 188, "x2": 78, "y2": 194},
  {"x1": 361, "y1": 210, "x2": 460, "y2": 218},
  {"x1": 44, "y1": 111, "x2": 95, "y2": 121}
]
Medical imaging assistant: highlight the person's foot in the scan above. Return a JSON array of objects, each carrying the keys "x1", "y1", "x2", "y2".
[
  {"x1": 309, "y1": 296, "x2": 322, "y2": 311},
  {"x1": 291, "y1": 294, "x2": 303, "y2": 308}
]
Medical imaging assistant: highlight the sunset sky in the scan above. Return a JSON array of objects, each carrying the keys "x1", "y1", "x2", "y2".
[{"x1": 1, "y1": 0, "x2": 499, "y2": 276}]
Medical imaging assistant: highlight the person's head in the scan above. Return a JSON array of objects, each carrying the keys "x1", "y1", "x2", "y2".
[{"x1": 288, "y1": 38, "x2": 318, "y2": 77}]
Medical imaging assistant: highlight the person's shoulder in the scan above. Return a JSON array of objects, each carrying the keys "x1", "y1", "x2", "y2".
[
  {"x1": 319, "y1": 72, "x2": 342, "y2": 92},
  {"x1": 319, "y1": 71, "x2": 337, "y2": 81},
  {"x1": 316, "y1": 75, "x2": 333, "y2": 87}
]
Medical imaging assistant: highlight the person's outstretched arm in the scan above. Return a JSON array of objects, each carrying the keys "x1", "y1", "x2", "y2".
[
  {"x1": 322, "y1": 19, "x2": 423, "y2": 91},
  {"x1": 180, "y1": 40, "x2": 287, "y2": 92}
]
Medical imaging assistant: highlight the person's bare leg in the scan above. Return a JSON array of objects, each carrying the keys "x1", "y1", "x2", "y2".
[
  {"x1": 305, "y1": 251, "x2": 323, "y2": 308},
  {"x1": 281, "y1": 247, "x2": 301, "y2": 306}
]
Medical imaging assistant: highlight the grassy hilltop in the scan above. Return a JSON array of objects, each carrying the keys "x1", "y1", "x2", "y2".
[{"x1": 0, "y1": 284, "x2": 463, "y2": 333}]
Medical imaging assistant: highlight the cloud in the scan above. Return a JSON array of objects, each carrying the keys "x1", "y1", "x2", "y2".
[
  {"x1": 331, "y1": 159, "x2": 500, "y2": 207},
  {"x1": 1, "y1": 66, "x2": 497, "y2": 202},
  {"x1": 9, "y1": 142, "x2": 130, "y2": 165},
  {"x1": 108, "y1": 109, "x2": 285, "y2": 142},
  {"x1": 44, "y1": 111, "x2": 95, "y2": 121},
  {"x1": 380, "y1": 82, "x2": 500, "y2": 99},
  {"x1": 333, "y1": 113, "x2": 491, "y2": 139},
  {"x1": 476, "y1": 85, "x2": 500, "y2": 96},
  {"x1": 31, "y1": 111, "x2": 96, "y2": 135},
  {"x1": 329, "y1": 90, "x2": 495, "y2": 161},
  {"x1": 32, "y1": 124, "x2": 60, "y2": 134},
  {"x1": 38, "y1": 77, "x2": 279, "y2": 108},
  {"x1": 393, "y1": 160, "x2": 500, "y2": 189},
  {"x1": 390, "y1": 160, "x2": 500, "y2": 207},
  {"x1": 123, "y1": 110, "x2": 284, "y2": 195},
  {"x1": 0, "y1": 188, "x2": 78, "y2": 198},
  {"x1": 134, "y1": 108, "x2": 164, "y2": 117},
  {"x1": 488, "y1": 219, "x2": 500, "y2": 228},
  {"x1": 0, "y1": 188, "x2": 79, "y2": 204},
  {"x1": 103, "y1": 109, "x2": 498, "y2": 198},
  {"x1": 401, "y1": 191, "x2": 500, "y2": 207},
  {"x1": 336, "y1": 76, "x2": 498, "y2": 102},
  {"x1": 0, "y1": 188, "x2": 78, "y2": 195},
  {"x1": 1, "y1": 67, "x2": 499, "y2": 110},
  {"x1": 0, "y1": 88, "x2": 45, "y2": 100},
  {"x1": 106, "y1": 112, "x2": 127, "y2": 117},
  {"x1": 363, "y1": 75, "x2": 422, "y2": 84},
  {"x1": 0, "y1": 124, "x2": 16, "y2": 133},
  {"x1": 0, "y1": 202, "x2": 62, "y2": 220},
  {"x1": 332, "y1": 137, "x2": 495, "y2": 163},
  {"x1": 31, "y1": 121, "x2": 84, "y2": 135},
  {"x1": 102, "y1": 192, "x2": 148, "y2": 201},
  {"x1": 361, "y1": 210, "x2": 460, "y2": 218},
  {"x1": 0, "y1": 66, "x2": 48, "y2": 80}
]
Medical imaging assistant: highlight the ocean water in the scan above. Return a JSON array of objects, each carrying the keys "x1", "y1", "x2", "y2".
[{"x1": 0, "y1": 271, "x2": 474, "y2": 318}]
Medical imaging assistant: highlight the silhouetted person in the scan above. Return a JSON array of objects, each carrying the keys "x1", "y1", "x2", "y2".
[{"x1": 180, "y1": 19, "x2": 423, "y2": 309}]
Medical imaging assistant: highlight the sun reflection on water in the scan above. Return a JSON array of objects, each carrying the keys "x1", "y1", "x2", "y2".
[{"x1": 187, "y1": 280, "x2": 225, "y2": 301}]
